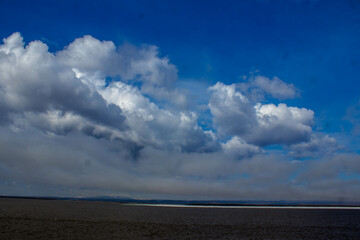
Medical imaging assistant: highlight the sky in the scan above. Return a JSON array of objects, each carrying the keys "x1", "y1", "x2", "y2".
[{"x1": 0, "y1": 0, "x2": 360, "y2": 201}]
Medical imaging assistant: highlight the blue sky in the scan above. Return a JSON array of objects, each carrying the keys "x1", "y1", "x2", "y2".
[{"x1": 0, "y1": 0, "x2": 360, "y2": 201}]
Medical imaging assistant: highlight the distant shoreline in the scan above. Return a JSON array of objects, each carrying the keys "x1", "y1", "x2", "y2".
[
  {"x1": 125, "y1": 203, "x2": 360, "y2": 210},
  {"x1": 2, "y1": 196, "x2": 360, "y2": 209}
]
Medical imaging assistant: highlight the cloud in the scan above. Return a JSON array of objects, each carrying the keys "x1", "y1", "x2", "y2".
[
  {"x1": 251, "y1": 103, "x2": 313, "y2": 146},
  {"x1": 57, "y1": 35, "x2": 116, "y2": 74},
  {"x1": 57, "y1": 36, "x2": 187, "y2": 107},
  {"x1": 1, "y1": 123, "x2": 359, "y2": 201},
  {"x1": 295, "y1": 153, "x2": 360, "y2": 192},
  {"x1": 101, "y1": 81, "x2": 220, "y2": 152},
  {"x1": 288, "y1": 134, "x2": 339, "y2": 159},
  {"x1": 80, "y1": 76, "x2": 219, "y2": 152},
  {"x1": 209, "y1": 82, "x2": 313, "y2": 146},
  {"x1": 0, "y1": 33, "x2": 126, "y2": 131},
  {"x1": 221, "y1": 136, "x2": 263, "y2": 158},
  {"x1": 238, "y1": 75, "x2": 298, "y2": 101},
  {"x1": 0, "y1": 32, "x2": 359, "y2": 201},
  {"x1": 0, "y1": 32, "x2": 215, "y2": 154},
  {"x1": 345, "y1": 100, "x2": 360, "y2": 136},
  {"x1": 208, "y1": 82, "x2": 256, "y2": 136}
]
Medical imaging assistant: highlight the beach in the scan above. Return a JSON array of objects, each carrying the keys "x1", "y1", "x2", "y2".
[{"x1": 1, "y1": 197, "x2": 360, "y2": 239}]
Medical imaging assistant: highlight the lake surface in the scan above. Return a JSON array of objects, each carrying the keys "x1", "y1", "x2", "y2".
[
  {"x1": 127, "y1": 203, "x2": 360, "y2": 210},
  {"x1": 1, "y1": 198, "x2": 360, "y2": 239}
]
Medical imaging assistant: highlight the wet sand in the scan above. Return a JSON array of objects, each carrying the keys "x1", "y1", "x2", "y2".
[{"x1": 1, "y1": 198, "x2": 360, "y2": 239}]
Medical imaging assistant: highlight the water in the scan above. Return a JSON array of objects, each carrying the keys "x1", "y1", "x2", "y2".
[
  {"x1": 126, "y1": 203, "x2": 360, "y2": 210},
  {"x1": 1, "y1": 198, "x2": 360, "y2": 239}
]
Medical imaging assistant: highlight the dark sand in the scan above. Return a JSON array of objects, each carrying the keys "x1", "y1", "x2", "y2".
[{"x1": 1, "y1": 198, "x2": 360, "y2": 239}]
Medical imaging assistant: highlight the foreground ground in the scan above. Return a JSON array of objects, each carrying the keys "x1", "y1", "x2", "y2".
[{"x1": 1, "y1": 198, "x2": 360, "y2": 239}]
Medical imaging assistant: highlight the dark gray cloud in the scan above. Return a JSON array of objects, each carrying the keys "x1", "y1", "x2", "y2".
[
  {"x1": 288, "y1": 134, "x2": 339, "y2": 159},
  {"x1": 2, "y1": 127, "x2": 359, "y2": 201}
]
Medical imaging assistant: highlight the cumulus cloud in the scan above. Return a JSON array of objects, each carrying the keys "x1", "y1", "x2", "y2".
[
  {"x1": 208, "y1": 82, "x2": 256, "y2": 136},
  {"x1": 0, "y1": 32, "x2": 359, "y2": 201},
  {"x1": 0, "y1": 33, "x2": 126, "y2": 131},
  {"x1": 238, "y1": 75, "x2": 298, "y2": 101},
  {"x1": 57, "y1": 35, "x2": 187, "y2": 107},
  {"x1": 75, "y1": 72, "x2": 219, "y2": 152},
  {"x1": 0, "y1": 32, "x2": 215, "y2": 154},
  {"x1": 288, "y1": 134, "x2": 339, "y2": 159},
  {"x1": 252, "y1": 103, "x2": 313, "y2": 146},
  {"x1": 221, "y1": 136, "x2": 263, "y2": 158},
  {"x1": 209, "y1": 82, "x2": 313, "y2": 146}
]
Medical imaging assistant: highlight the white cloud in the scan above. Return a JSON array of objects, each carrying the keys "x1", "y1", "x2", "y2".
[
  {"x1": 252, "y1": 103, "x2": 314, "y2": 146},
  {"x1": 238, "y1": 75, "x2": 298, "y2": 101},
  {"x1": 208, "y1": 82, "x2": 257, "y2": 136},
  {"x1": 57, "y1": 35, "x2": 116, "y2": 73},
  {"x1": 253, "y1": 76, "x2": 298, "y2": 99},
  {"x1": 97, "y1": 80, "x2": 219, "y2": 152},
  {"x1": 1, "y1": 32, "x2": 359, "y2": 201},
  {"x1": 209, "y1": 82, "x2": 313, "y2": 146},
  {"x1": 0, "y1": 32, "x2": 217, "y2": 154},
  {"x1": 221, "y1": 136, "x2": 263, "y2": 158},
  {"x1": 0, "y1": 33, "x2": 125, "y2": 130},
  {"x1": 57, "y1": 36, "x2": 187, "y2": 107}
]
